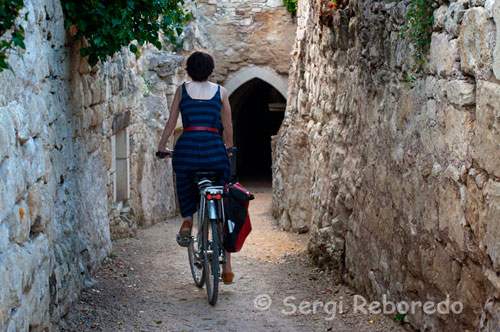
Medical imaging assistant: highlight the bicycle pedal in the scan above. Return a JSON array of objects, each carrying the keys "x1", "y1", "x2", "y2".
[{"x1": 176, "y1": 234, "x2": 192, "y2": 243}]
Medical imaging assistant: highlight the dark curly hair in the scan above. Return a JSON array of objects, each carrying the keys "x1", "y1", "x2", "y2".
[{"x1": 186, "y1": 51, "x2": 215, "y2": 81}]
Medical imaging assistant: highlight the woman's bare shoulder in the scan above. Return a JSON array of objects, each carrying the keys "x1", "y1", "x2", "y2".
[{"x1": 219, "y1": 85, "x2": 228, "y2": 96}]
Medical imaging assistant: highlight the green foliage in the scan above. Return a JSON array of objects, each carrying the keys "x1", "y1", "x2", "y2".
[
  {"x1": 0, "y1": 0, "x2": 26, "y2": 72},
  {"x1": 284, "y1": 0, "x2": 297, "y2": 16},
  {"x1": 61, "y1": 0, "x2": 194, "y2": 67},
  {"x1": 394, "y1": 312, "x2": 406, "y2": 323},
  {"x1": 141, "y1": 73, "x2": 156, "y2": 97},
  {"x1": 399, "y1": 0, "x2": 437, "y2": 81}
]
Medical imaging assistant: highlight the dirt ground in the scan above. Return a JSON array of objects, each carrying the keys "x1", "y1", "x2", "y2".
[{"x1": 63, "y1": 183, "x2": 406, "y2": 332}]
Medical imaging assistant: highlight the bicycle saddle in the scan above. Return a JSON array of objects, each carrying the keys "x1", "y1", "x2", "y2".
[{"x1": 190, "y1": 171, "x2": 222, "y2": 183}]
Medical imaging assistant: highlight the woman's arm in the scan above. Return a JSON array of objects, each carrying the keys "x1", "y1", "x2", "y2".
[
  {"x1": 157, "y1": 85, "x2": 182, "y2": 154},
  {"x1": 220, "y1": 86, "x2": 234, "y2": 149}
]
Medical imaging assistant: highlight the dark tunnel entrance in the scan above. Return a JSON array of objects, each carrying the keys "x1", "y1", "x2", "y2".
[{"x1": 230, "y1": 78, "x2": 286, "y2": 182}]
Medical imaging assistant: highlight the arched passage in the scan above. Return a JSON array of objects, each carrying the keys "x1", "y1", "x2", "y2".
[
  {"x1": 229, "y1": 78, "x2": 286, "y2": 181},
  {"x1": 225, "y1": 66, "x2": 288, "y2": 99}
]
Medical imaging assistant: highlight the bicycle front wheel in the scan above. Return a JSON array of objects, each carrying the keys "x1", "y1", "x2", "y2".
[{"x1": 203, "y1": 219, "x2": 220, "y2": 306}]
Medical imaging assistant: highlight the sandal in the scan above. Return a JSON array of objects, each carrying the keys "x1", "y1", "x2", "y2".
[
  {"x1": 177, "y1": 219, "x2": 192, "y2": 247},
  {"x1": 222, "y1": 272, "x2": 234, "y2": 284}
]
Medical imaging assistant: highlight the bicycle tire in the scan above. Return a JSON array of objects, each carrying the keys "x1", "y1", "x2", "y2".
[
  {"x1": 188, "y1": 221, "x2": 205, "y2": 288},
  {"x1": 203, "y1": 219, "x2": 220, "y2": 305}
]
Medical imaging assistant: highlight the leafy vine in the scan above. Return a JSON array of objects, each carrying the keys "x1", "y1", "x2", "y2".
[
  {"x1": 284, "y1": 0, "x2": 298, "y2": 17},
  {"x1": 399, "y1": 0, "x2": 437, "y2": 81},
  {"x1": 0, "y1": 0, "x2": 26, "y2": 72},
  {"x1": 61, "y1": 0, "x2": 194, "y2": 67}
]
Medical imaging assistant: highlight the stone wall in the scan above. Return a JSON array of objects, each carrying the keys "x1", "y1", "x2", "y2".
[
  {"x1": 184, "y1": 0, "x2": 295, "y2": 85},
  {"x1": 0, "y1": 0, "x2": 181, "y2": 329},
  {"x1": 273, "y1": 0, "x2": 500, "y2": 330},
  {"x1": 0, "y1": 0, "x2": 296, "y2": 329}
]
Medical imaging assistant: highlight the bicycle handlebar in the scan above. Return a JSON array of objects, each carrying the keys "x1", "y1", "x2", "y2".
[
  {"x1": 156, "y1": 146, "x2": 236, "y2": 159},
  {"x1": 156, "y1": 151, "x2": 173, "y2": 158}
]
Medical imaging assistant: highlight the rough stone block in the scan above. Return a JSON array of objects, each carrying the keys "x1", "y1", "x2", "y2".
[
  {"x1": 7, "y1": 202, "x2": 30, "y2": 244},
  {"x1": 0, "y1": 223, "x2": 8, "y2": 254},
  {"x1": 80, "y1": 75, "x2": 93, "y2": 108},
  {"x1": 0, "y1": 107, "x2": 16, "y2": 160},
  {"x1": 433, "y1": 5, "x2": 448, "y2": 29},
  {"x1": 484, "y1": 0, "x2": 495, "y2": 18},
  {"x1": 445, "y1": 0, "x2": 469, "y2": 37},
  {"x1": 431, "y1": 247, "x2": 460, "y2": 294},
  {"x1": 473, "y1": 81, "x2": 500, "y2": 178},
  {"x1": 89, "y1": 103, "x2": 107, "y2": 128},
  {"x1": 479, "y1": 298, "x2": 500, "y2": 332},
  {"x1": 428, "y1": 33, "x2": 457, "y2": 77},
  {"x1": 266, "y1": 0, "x2": 283, "y2": 7},
  {"x1": 444, "y1": 80, "x2": 476, "y2": 106},
  {"x1": 9, "y1": 102, "x2": 39, "y2": 144},
  {"x1": 493, "y1": 0, "x2": 500, "y2": 80},
  {"x1": 456, "y1": 264, "x2": 486, "y2": 317},
  {"x1": 439, "y1": 184, "x2": 466, "y2": 250},
  {"x1": 0, "y1": 158, "x2": 19, "y2": 222},
  {"x1": 22, "y1": 137, "x2": 47, "y2": 187},
  {"x1": 459, "y1": 8, "x2": 493, "y2": 79},
  {"x1": 484, "y1": 180, "x2": 500, "y2": 270},
  {"x1": 27, "y1": 182, "x2": 44, "y2": 232}
]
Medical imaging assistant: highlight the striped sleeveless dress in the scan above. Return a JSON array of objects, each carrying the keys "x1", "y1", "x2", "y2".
[{"x1": 172, "y1": 82, "x2": 231, "y2": 218}]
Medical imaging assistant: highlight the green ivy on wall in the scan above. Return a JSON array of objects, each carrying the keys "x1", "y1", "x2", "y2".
[
  {"x1": 284, "y1": 0, "x2": 297, "y2": 17},
  {"x1": 400, "y1": 0, "x2": 437, "y2": 81},
  {"x1": 0, "y1": 0, "x2": 26, "y2": 72},
  {"x1": 61, "y1": 0, "x2": 194, "y2": 67}
]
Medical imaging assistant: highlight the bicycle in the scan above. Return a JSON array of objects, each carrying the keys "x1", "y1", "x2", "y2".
[{"x1": 156, "y1": 149, "x2": 235, "y2": 305}]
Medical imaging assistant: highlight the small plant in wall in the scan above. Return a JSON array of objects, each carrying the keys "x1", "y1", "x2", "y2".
[
  {"x1": 0, "y1": 0, "x2": 26, "y2": 72},
  {"x1": 394, "y1": 312, "x2": 407, "y2": 323},
  {"x1": 61, "y1": 0, "x2": 194, "y2": 68},
  {"x1": 141, "y1": 73, "x2": 156, "y2": 97},
  {"x1": 284, "y1": 0, "x2": 298, "y2": 17},
  {"x1": 399, "y1": 0, "x2": 438, "y2": 81},
  {"x1": 317, "y1": 0, "x2": 346, "y2": 25},
  {"x1": 328, "y1": 0, "x2": 341, "y2": 10}
]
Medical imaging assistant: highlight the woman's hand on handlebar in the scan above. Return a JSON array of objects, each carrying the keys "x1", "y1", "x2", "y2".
[
  {"x1": 156, "y1": 147, "x2": 173, "y2": 159},
  {"x1": 226, "y1": 146, "x2": 236, "y2": 157}
]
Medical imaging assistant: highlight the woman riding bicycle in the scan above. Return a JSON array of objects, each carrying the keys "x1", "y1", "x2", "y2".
[{"x1": 157, "y1": 50, "x2": 235, "y2": 284}]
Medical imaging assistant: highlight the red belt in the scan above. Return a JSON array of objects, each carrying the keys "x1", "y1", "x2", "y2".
[{"x1": 184, "y1": 126, "x2": 219, "y2": 134}]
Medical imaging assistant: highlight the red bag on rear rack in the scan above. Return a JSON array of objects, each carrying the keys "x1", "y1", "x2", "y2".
[{"x1": 223, "y1": 182, "x2": 254, "y2": 252}]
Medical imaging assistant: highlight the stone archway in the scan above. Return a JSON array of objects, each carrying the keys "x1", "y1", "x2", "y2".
[
  {"x1": 225, "y1": 67, "x2": 287, "y2": 181},
  {"x1": 224, "y1": 66, "x2": 288, "y2": 99}
]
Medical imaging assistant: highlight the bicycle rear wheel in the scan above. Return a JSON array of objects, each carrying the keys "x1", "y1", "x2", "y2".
[
  {"x1": 188, "y1": 221, "x2": 205, "y2": 288},
  {"x1": 203, "y1": 219, "x2": 220, "y2": 305}
]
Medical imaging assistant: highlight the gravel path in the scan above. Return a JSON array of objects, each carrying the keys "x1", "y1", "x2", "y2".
[{"x1": 63, "y1": 184, "x2": 406, "y2": 332}]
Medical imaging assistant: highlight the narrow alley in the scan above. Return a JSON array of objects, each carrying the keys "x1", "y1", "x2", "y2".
[{"x1": 63, "y1": 183, "x2": 404, "y2": 332}]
